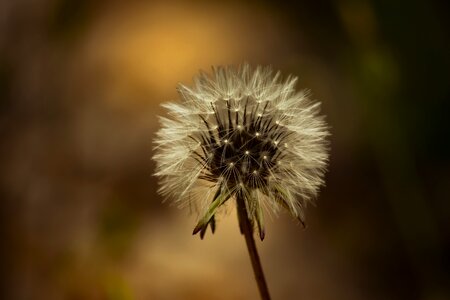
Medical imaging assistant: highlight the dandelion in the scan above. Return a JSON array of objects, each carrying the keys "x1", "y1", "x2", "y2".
[{"x1": 153, "y1": 64, "x2": 329, "y2": 300}]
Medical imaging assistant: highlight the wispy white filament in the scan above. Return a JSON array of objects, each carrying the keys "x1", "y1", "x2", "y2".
[{"x1": 153, "y1": 64, "x2": 329, "y2": 235}]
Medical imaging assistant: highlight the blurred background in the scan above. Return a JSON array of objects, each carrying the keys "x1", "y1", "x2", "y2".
[{"x1": 1, "y1": 0, "x2": 449, "y2": 299}]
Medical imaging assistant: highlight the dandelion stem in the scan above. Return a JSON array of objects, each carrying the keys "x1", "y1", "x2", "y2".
[{"x1": 237, "y1": 194, "x2": 271, "y2": 300}]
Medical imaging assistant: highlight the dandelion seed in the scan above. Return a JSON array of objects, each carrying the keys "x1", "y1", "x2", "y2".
[
  {"x1": 153, "y1": 64, "x2": 329, "y2": 300},
  {"x1": 154, "y1": 63, "x2": 329, "y2": 236}
]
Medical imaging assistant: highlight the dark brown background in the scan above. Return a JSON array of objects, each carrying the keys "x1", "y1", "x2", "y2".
[{"x1": 1, "y1": 0, "x2": 449, "y2": 299}]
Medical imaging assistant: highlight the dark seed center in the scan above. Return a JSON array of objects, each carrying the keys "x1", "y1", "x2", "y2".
[{"x1": 194, "y1": 99, "x2": 290, "y2": 189}]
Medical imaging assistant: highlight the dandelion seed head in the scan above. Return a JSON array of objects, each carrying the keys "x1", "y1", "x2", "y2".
[{"x1": 153, "y1": 64, "x2": 329, "y2": 239}]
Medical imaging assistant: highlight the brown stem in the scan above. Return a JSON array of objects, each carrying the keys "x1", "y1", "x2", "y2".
[{"x1": 236, "y1": 195, "x2": 271, "y2": 300}]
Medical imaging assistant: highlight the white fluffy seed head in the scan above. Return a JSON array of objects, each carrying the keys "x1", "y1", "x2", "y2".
[{"x1": 153, "y1": 64, "x2": 329, "y2": 239}]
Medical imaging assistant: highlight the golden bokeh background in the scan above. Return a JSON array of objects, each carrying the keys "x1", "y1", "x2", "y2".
[{"x1": 1, "y1": 0, "x2": 449, "y2": 299}]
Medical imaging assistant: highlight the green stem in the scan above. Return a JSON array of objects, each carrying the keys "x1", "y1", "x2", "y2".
[{"x1": 236, "y1": 195, "x2": 271, "y2": 300}]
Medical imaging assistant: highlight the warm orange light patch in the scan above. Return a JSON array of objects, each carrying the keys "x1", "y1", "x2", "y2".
[{"x1": 80, "y1": 2, "x2": 258, "y2": 104}]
